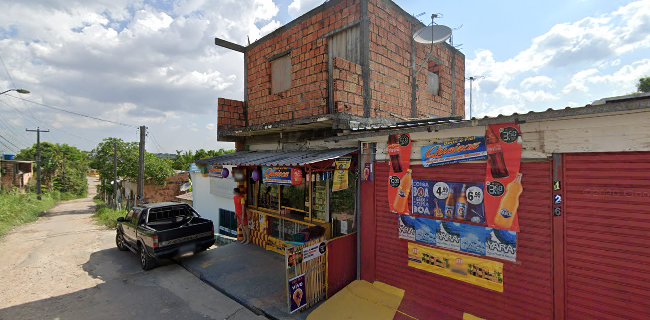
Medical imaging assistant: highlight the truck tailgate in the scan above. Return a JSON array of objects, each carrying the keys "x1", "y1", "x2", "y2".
[{"x1": 155, "y1": 218, "x2": 214, "y2": 248}]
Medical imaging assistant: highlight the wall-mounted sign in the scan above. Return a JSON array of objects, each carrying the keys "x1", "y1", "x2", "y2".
[
  {"x1": 485, "y1": 123, "x2": 523, "y2": 232},
  {"x1": 421, "y1": 136, "x2": 487, "y2": 167},
  {"x1": 485, "y1": 229, "x2": 518, "y2": 262},
  {"x1": 262, "y1": 167, "x2": 292, "y2": 185},
  {"x1": 208, "y1": 165, "x2": 229, "y2": 178},
  {"x1": 388, "y1": 134, "x2": 413, "y2": 215},
  {"x1": 302, "y1": 241, "x2": 327, "y2": 263},
  {"x1": 291, "y1": 168, "x2": 304, "y2": 186},
  {"x1": 407, "y1": 243, "x2": 504, "y2": 292},
  {"x1": 412, "y1": 180, "x2": 486, "y2": 224},
  {"x1": 332, "y1": 157, "x2": 352, "y2": 192}
]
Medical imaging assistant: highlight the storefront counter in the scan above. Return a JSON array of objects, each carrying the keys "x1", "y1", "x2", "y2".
[{"x1": 247, "y1": 207, "x2": 331, "y2": 254}]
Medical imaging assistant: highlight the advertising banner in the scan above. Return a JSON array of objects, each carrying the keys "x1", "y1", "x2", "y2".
[
  {"x1": 460, "y1": 224, "x2": 490, "y2": 256},
  {"x1": 262, "y1": 167, "x2": 292, "y2": 185},
  {"x1": 485, "y1": 123, "x2": 523, "y2": 231},
  {"x1": 208, "y1": 165, "x2": 229, "y2": 178},
  {"x1": 388, "y1": 134, "x2": 413, "y2": 215},
  {"x1": 398, "y1": 216, "x2": 416, "y2": 241},
  {"x1": 421, "y1": 136, "x2": 487, "y2": 167},
  {"x1": 302, "y1": 241, "x2": 327, "y2": 263},
  {"x1": 435, "y1": 222, "x2": 462, "y2": 251},
  {"x1": 413, "y1": 180, "x2": 486, "y2": 224},
  {"x1": 486, "y1": 229, "x2": 518, "y2": 262},
  {"x1": 407, "y1": 242, "x2": 504, "y2": 292},
  {"x1": 288, "y1": 274, "x2": 307, "y2": 313},
  {"x1": 332, "y1": 157, "x2": 352, "y2": 192}
]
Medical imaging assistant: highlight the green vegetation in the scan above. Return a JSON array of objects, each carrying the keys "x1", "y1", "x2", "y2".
[
  {"x1": 16, "y1": 143, "x2": 89, "y2": 197},
  {"x1": 93, "y1": 200, "x2": 127, "y2": 229},
  {"x1": 638, "y1": 77, "x2": 650, "y2": 93},
  {"x1": 0, "y1": 191, "x2": 77, "y2": 238},
  {"x1": 171, "y1": 149, "x2": 234, "y2": 171}
]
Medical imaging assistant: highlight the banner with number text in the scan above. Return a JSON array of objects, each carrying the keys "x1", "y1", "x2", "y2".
[
  {"x1": 407, "y1": 242, "x2": 504, "y2": 292},
  {"x1": 412, "y1": 180, "x2": 486, "y2": 224},
  {"x1": 388, "y1": 133, "x2": 413, "y2": 215},
  {"x1": 485, "y1": 123, "x2": 523, "y2": 232}
]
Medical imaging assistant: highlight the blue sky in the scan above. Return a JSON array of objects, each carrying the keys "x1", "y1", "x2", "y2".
[{"x1": 0, "y1": 0, "x2": 649, "y2": 153}]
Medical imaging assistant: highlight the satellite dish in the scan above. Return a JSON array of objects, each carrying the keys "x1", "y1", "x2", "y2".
[{"x1": 413, "y1": 25, "x2": 452, "y2": 44}]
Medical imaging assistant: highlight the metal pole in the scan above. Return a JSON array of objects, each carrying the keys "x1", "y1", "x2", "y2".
[
  {"x1": 26, "y1": 127, "x2": 49, "y2": 200},
  {"x1": 469, "y1": 77, "x2": 473, "y2": 119},
  {"x1": 137, "y1": 126, "x2": 146, "y2": 205},
  {"x1": 113, "y1": 141, "x2": 118, "y2": 210}
]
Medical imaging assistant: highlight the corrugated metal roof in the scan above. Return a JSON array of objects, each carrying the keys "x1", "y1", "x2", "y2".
[
  {"x1": 197, "y1": 147, "x2": 357, "y2": 167},
  {"x1": 350, "y1": 116, "x2": 465, "y2": 132}
]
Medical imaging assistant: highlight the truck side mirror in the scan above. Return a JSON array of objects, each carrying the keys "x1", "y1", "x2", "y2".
[{"x1": 117, "y1": 217, "x2": 125, "y2": 222}]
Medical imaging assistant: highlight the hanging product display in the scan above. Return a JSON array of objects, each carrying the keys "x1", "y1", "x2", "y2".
[
  {"x1": 407, "y1": 242, "x2": 504, "y2": 292},
  {"x1": 484, "y1": 123, "x2": 523, "y2": 232},
  {"x1": 412, "y1": 180, "x2": 486, "y2": 224},
  {"x1": 420, "y1": 136, "x2": 487, "y2": 167},
  {"x1": 332, "y1": 157, "x2": 352, "y2": 192},
  {"x1": 387, "y1": 134, "x2": 413, "y2": 215}
]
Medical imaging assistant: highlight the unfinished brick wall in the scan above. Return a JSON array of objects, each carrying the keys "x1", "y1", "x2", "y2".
[
  {"x1": 217, "y1": 98, "x2": 245, "y2": 131},
  {"x1": 246, "y1": 0, "x2": 361, "y2": 126},
  {"x1": 333, "y1": 57, "x2": 364, "y2": 116},
  {"x1": 368, "y1": 0, "x2": 464, "y2": 119}
]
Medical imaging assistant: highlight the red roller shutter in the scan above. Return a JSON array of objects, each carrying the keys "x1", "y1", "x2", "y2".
[
  {"x1": 563, "y1": 152, "x2": 650, "y2": 319},
  {"x1": 374, "y1": 161, "x2": 553, "y2": 320}
]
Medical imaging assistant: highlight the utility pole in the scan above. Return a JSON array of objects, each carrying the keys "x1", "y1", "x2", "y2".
[
  {"x1": 113, "y1": 141, "x2": 118, "y2": 210},
  {"x1": 26, "y1": 127, "x2": 50, "y2": 200},
  {"x1": 466, "y1": 76, "x2": 485, "y2": 119},
  {"x1": 136, "y1": 126, "x2": 146, "y2": 205}
]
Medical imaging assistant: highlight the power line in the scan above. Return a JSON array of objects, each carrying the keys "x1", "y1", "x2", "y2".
[
  {"x1": 149, "y1": 131, "x2": 166, "y2": 154},
  {"x1": 0, "y1": 101, "x2": 31, "y2": 148},
  {"x1": 5, "y1": 94, "x2": 138, "y2": 128}
]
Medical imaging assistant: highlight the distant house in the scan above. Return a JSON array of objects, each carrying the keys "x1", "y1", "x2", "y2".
[
  {"x1": 0, "y1": 159, "x2": 34, "y2": 191},
  {"x1": 118, "y1": 171, "x2": 191, "y2": 209}
]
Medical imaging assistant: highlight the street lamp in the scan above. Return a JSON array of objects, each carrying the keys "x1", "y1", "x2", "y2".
[{"x1": 0, "y1": 88, "x2": 30, "y2": 95}]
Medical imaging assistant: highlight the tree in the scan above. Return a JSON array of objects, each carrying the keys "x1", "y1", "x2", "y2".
[
  {"x1": 171, "y1": 148, "x2": 234, "y2": 170},
  {"x1": 638, "y1": 77, "x2": 650, "y2": 93},
  {"x1": 16, "y1": 143, "x2": 89, "y2": 196}
]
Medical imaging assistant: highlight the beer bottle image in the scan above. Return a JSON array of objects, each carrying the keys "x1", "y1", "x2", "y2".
[
  {"x1": 388, "y1": 135, "x2": 403, "y2": 173},
  {"x1": 444, "y1": 188, "x2": 456, "y2": 219},
  {"x1": 486, "y1": 126, "x2": 509, "y2": 179},
  {"x1": 455, "y1": 184, "x2": 468, "y2": 220},
  {"x1": 393, "y1": 169, "x2": 413, "y2": 214},
  {"x1": 494, "y1": 173, "x2": 523, "y2": 229}
]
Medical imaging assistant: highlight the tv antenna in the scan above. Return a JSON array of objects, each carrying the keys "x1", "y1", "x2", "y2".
[{"x1": 466, "y1": 75, "x2": 485, "y2": 119}]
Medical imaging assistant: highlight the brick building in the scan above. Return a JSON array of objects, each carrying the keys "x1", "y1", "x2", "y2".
[
  {"x1": 216, "y1": 0, "x2": 465, "y2": 147},
  {"x1": 0, "y1": 159, "x2": 33, "y2": 191}
]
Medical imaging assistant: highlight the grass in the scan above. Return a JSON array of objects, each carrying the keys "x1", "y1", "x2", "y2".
[
  {"x1": 93, "y1": 200, "x2": 127, "y2": 229},
  {"x1": 0, "y1": 191, "x2": 81, "y2": 238}
]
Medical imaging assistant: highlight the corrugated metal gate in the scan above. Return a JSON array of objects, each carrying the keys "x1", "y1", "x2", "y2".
[
  {"x1": 374, "y1": 161, "x2": 553, "y2": 320},
  {"x1": 563, "y1": 152, "x2": 650, "y2": 319}
]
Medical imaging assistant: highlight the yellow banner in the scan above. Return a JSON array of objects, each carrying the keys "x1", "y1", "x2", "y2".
[
  {"x1": 407, "y1": 243, "x2": 504, "y2": 292},
  {"x1": 332, "y1": 157, "x2": 351, "y2": 192}
]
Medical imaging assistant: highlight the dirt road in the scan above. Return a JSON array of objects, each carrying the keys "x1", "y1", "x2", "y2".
[{"x1": 0, "y1": 177, "x2": 264, "y2": 320}]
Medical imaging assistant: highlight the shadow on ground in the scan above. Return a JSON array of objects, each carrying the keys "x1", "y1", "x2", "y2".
[{"x1": 0, "y1": 247, "x2": 220, "y2": 320}]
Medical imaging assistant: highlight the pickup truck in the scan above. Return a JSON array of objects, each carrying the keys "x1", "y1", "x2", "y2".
[{"x1": 115, "y1": 202, "x2": 215, "y2": 270}]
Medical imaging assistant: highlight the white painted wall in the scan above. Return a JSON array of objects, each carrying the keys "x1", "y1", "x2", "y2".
[{"x1": 190, "y1": 165, "x2": 237, "y2": 235}]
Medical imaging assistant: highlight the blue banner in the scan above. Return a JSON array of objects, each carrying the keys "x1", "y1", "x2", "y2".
[
  {"x1": 486, "y1": 229, "x2": 518, "y2": 262},
  {"x1": 421, "y1": 136, "x2": 487, "y2": 167},
  {"x1": 288, "y1": 274, "x2": 307, "y2": 313},
  {"x1": 262, "y1": 167, "x2": 292, "y2": 185}
]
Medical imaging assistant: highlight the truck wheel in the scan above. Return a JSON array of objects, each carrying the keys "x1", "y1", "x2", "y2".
[
  {"x1": 139, "y1": 245, "x2": 157, "y2": 271},
  {"x1": 116, "y1": 232, "x2": 128, "y2": 251}
]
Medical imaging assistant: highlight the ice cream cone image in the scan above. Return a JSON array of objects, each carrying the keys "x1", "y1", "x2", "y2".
[{"x1": 293, "y1": 288, "x2": 304, "y2": 306}]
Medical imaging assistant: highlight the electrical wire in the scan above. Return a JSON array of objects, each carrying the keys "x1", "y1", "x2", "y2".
[
  {"x1": 4, "y1": 94, "x2": 138, "y2": 128},
  {"x1": 149, "y1": 131, "x2": 166, "y2": 154}
]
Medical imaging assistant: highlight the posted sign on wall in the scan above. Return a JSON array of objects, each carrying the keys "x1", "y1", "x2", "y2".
[
  {"x1": 262, "y1": 167, "x2": 292, "y2": 185},
  {"x1": 421, "y1": 136, "x2": 487, "y2": 167}
]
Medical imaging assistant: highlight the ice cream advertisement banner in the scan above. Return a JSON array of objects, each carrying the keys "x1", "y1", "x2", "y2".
[
  {"x1": 486, "y1": 229, "x2": 518, "y2": 262},
  {"x1": 421, "y1": 136, "x2": 487, "y2": 167},
  {"x1": 388, "y1": 134, "x2": 413, "y2": 215},
  {"x1": 263, "y1": 167, "x2": 292, "y2": 185},
  {"x1": 484, "y1": 123, "x2": 523, "y2": 232},
  {"x1": 288, "y1": 274, "x2": 307, "y2": 313},
  {"x1": 412, "y1": 180, "x2": 486, "y2": 224},
  {"x1": 398, "y1": 216, "x2": 517, "y2": 262},
  {"x1": 407, "y1": 242, "x2": 504, "y2": 292}
]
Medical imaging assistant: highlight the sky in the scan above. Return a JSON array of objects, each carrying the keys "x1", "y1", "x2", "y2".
[{"x1": 0, "y1": 0, "x2": 649, "y2": 154}]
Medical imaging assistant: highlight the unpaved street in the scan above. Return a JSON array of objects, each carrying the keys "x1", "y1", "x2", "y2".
[{"x1": 0, "y1": 178, "x2": 263, "y2": 320}]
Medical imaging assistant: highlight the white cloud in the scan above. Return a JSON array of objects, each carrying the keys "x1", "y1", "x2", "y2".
[
  {"x1": 521, "y1": 76, "x2": 554, "y2": 89},
  {"x1": 288, "y1": 0, "x2": 323, "y2": 19}
]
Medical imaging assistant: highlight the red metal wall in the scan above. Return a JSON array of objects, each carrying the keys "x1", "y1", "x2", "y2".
[
  {"x1": 327, "y1": 233, "x2": 357, "y2": 297},
  {"x1": 374, "y1": 161, "x2": 553, "y2": 320},
  {"x1": 563, "y1": 152, "x2": 650, "y2": 319}
]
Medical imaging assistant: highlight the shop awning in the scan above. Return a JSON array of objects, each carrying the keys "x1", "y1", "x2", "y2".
[{"x1": 197, "y1": 147, "x2": 357, "y2": 167}]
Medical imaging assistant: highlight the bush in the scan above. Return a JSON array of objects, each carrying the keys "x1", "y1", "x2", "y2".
[
  {"x1": 0, "y1": 191, "x2": 80, "y2": 238},
  {"x1": 94, "y1": 200, "x2": 127, "y2": 229}
]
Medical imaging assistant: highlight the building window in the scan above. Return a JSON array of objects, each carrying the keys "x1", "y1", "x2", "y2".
[
  {"x1": 427, "y1": 61, "x2": 440, "y2": 96},
  {"x1": 271, "y1": 54, "x2": 292, "y2": 94}
]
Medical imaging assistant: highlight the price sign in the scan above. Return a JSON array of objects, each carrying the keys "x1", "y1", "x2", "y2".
[
  {"x1": 433, "y1": 182, "x2": 450, "y2": 200},
  {"x1": 398, "y1": 134, "x2": 411, "y2": 146},
  {"x1": 486, "y1": 181, "x2": 505, "y2": 197},
  {"x1": 389, "y1": 176, "x2": 401, "y2": 188},
  {"x1": 500, "y1": 127, "x2": 520, "y2": 143},
  {"x1": 466, "y1": 186, "x2": 484, "y2": 205}
]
